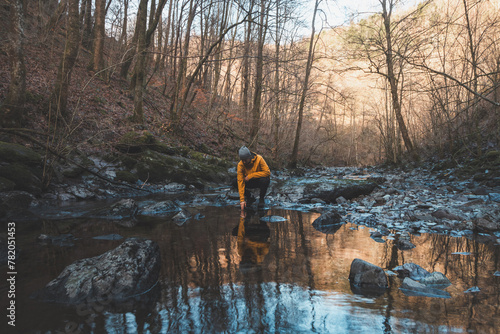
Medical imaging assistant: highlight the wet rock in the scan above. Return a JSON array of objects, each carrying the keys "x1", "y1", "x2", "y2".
[
  {"x1": 139, "y1": 200, "x2": 180, "y2": 217},
  {"x1": 33, "y1": 238, "x2": 160, "y2": 305},
  {"x1": 472, "y1": 187, "x2": 489, "y2": 195},
  {"x1": 400, "y1": 278, "x2": 451, "y2": 299},
  {"x1": 58, "y1": 193, "x2": 76, "y2": 201},
  {"x1": 474, "y1": 215, "x2": 499, "y2": 232},
  {"x1": 349, "y1": 258, "x2": 388, "y2": 289},
  {"x1": 172, "y1": 210, "x2": 190, "y2": 225},
  {"x1": 420, "y1": 272, "x2": 451, "y2": 287},
  {"x1": 260, "y1": 215, "x2": 287, "y2": 223},
  {"x1": 393, "y1": 263, "x2": 430, "y2": 281},
  {"x1": 488, "y1": 193, "x2": 500, "y2": 202},
  {"x1": 312, "y1": 209, "x2": 343, "y2": 234},
  {"x1": 67, "y1": 185, "x2": 95, "y2": 200},
  {"x1": 336, "y1": 196, "x2": 347, "y2": 204},
  {"x1": 163, "y1": 182, "x2": 187, "y2": 192},
  {"x1": 91, "y1": 199, "x2": 138, "y2": 219},
  {"x1": 431, "y1": 209, "x2": 462, "y2": 221},
  {"x1": 309, "y1": 182, "x2": 378, "y2": 204}
]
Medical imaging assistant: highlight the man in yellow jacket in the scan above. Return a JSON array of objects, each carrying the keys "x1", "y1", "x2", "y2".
[{"x1": 234, "y1": 146, "x2": 271, "y2": 210}]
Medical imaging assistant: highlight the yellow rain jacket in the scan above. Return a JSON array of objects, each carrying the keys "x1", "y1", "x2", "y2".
[{"x1": 237, "y1": 153, "x2": 270, "y2": 202}]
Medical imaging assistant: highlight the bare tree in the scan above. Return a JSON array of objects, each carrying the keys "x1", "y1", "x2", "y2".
[
  {"x1": 1, "y1": 0, "x2": 26, "y2": 127},
  {"x1": 289, "y1": 0, "x2": 320, "y2": 168},
  {"x1": 51, "y1": 0, "x2": 81, "y2": 119}
]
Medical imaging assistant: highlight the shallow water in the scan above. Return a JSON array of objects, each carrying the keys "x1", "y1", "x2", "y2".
[{"x1": 2, "y1": 203, "x2": 499, "y2": 333}]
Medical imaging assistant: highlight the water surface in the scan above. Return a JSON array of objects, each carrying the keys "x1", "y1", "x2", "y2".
[{"x1": 2, "y1": 204, "x2": 499, "y2": 333}]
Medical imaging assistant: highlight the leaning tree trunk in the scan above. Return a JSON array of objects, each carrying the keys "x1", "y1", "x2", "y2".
[
  {"x1": 289, "y1": 0, "x2": 319, "y2": 168},
  {"x1": 52, "y1": 0, "x2": 80, "y2": 119},
  {"x1": 1, "y1": 0, "x2": 26, "y2": 127}
]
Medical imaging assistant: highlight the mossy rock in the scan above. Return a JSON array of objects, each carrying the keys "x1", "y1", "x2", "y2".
[
  {"x1": 484, "y1": 150, "x2": 500, "y2": 162},
  {"x1": 136, "y1": 150, "x2": 180, "y2": 183},
  {"x1": 0, "y1": 177, "x2": 15, "y2": 192},
  {"x1": 62, "y1": 166, "x2": 84, "y2": 178},
  {"x1": 0, "y1": 163, "x2": 42, "y2": 195},
  {"x1": 0, "y1": 141, "x2": 42, "y2": 166},
  {"x1": 115, "y1": 171, "x2": 139, "y2": 184},
  {"x1": 135, "y1": 149, "x2": 229, "y2": 185},
  {"x1": 152, "y1": 142, "x2": 177, "y2": 155},
  {"x1": 115, "y1": 131, "x2": 158, "y2": 153}
]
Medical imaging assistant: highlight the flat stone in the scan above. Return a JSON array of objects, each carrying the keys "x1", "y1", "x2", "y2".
[{"x1": 400, "y1": 278, "x2": 451, "y2": 299}]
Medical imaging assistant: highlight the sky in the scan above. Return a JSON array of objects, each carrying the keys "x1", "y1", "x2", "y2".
[{"x1": 301, "y1": 0, "x2": 422, "y2": 32}]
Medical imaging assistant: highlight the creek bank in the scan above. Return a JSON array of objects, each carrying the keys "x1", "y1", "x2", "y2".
[{"x1": 0, "y1": 136, "x2": 233, "y2": 221}]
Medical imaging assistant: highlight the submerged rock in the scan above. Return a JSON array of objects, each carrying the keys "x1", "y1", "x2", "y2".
[
  {"x1": 420, "y1": 272, "x2": 451, "y2": 287},
  {"x1": 34, "y1": 238, "x2": 160, "y2": 305},
  {"x1": 312, "y1": 209, "x2": 343, "y2": 234},
  {"x1": 172, "y1": 210, "x2": 190, "y2": 225},
  {"x1": 400, "y1": 278, "x2": 451, "y2": 299},
  {"x1": 393, "y1": 263, "x2": 430, "y2": 281},
  {"x1": 349, "y1": 258, "x2": 388, "y2": 289},
  {"x1": 464, "y1": 286, "x2": 481, "y2": 293},
  {"x1": 260, "y1": 215, "x2": 287, "y2": 223},
  {"x1": 90, "y1": 198, "x2": 138, "y2": 219},
  {"x1": 139, "y1": 200, "x2": 180, "y2": 217}
]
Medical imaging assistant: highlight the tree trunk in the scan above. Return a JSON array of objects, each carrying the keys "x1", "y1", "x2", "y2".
[
  {"x1": 1, "y1": 0, "x2": 26, "y2": 127},
  {"x1": 240, "y1": 0, "x2": 254, "y2": 115},
  {"x1": 170, "y1": 0, "x2": 197, "y2": 126},
  {"x1": 91, "y1": 0, "x2": 106, "y2": 73},
  {"x1": 52, "y1": 0, "x2": 80, "y2": 118},
  {"x1": 249, "y1": 0, "x2": 269, "y2": 143},
  {"x1": 82, "y1": 0, "x2": 93, "y2": 49},
  {"x1": 290, "y1": 0, "x2": 319, "y2": 168},
  {"x1": 131, "y1": 0, "x2": 168, "y2": 123},
  {"x1": 381, "y1": 0, "x2": 414, "y2": 155}
]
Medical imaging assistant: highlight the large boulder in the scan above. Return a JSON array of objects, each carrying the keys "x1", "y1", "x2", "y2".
[
  {"x1": 349, "y1": 258, "x2": 388, "y2": 289},
  {"x1": 34, "y1": 238, "x2": 160, "y2": 305},
  {"x1": 0, "y1": 141, "x2": 42, "y2": 166}
]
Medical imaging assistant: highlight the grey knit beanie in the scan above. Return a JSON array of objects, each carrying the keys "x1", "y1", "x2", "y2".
[{"x1": 238, "y1": 146, "x2": 252, "y2": 160}]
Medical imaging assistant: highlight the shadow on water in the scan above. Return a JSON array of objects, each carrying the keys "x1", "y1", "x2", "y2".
[{"x1": 1, "y1": 204, "x2": 499, "y2": 333}]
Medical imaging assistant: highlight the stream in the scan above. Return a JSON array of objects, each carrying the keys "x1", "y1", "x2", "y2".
[{"x1": 2, "y1": 198, "x2": 499, "y2": 333}]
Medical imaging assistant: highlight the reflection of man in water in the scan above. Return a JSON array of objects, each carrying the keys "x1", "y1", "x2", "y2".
[{"x1": 235, "y1": 210, "x2": 270, "y2": 272}]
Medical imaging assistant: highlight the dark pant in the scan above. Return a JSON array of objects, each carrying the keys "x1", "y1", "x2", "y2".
[{"x1": 232, "y1": 176, "x2": 270, "y2": 201}]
